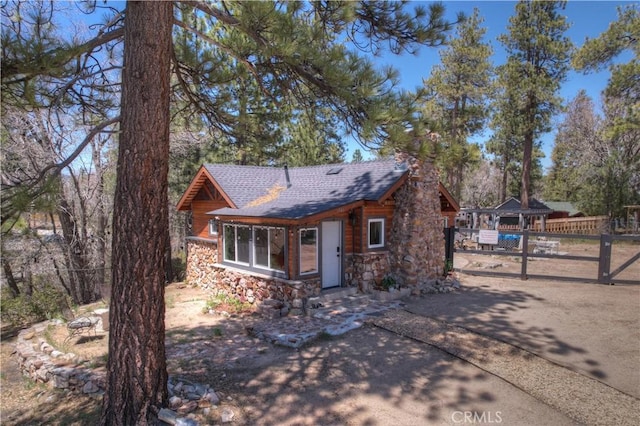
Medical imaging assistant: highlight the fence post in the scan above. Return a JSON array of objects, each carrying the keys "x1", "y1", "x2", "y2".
[
  {"x1": 521, "y1": 230, "x2": 529, "y2": 280},
  {"x1": 598, "y1": 234, "x2": 612, "y2": 284},
  {"x1": 444, "y1": 226, "x2": 455, "y2": 271}
]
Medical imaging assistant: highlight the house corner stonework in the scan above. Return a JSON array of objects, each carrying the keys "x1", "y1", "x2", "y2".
[
  {"x1": 344, "y1": 252, "x2": 391, "y2": 292},
  {"x1": 185, "y1": 238, "x2": 218, "y2": 286},
  {"x1": 388, "y1": 154, "x2": 444, "y2": 287}
]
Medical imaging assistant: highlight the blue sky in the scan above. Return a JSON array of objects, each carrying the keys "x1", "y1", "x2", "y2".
[{"x1": 349, "y1": 0, "x2": 632, "y2": 170}]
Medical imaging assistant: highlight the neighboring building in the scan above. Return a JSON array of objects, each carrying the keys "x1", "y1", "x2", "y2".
[
  {"x1": 460, "y1": 197, "x2": 554, "y2": 231},
  {"x1": 544, "y1": 201, "x2": 584, "y2": 219},
  {"x1": 177, "y1": 156, "x2": 458, "y2": 310}
]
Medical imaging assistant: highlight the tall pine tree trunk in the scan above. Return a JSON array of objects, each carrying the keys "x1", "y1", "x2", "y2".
[
  {"x1": 521, "y1": 98, "x2": 536, "y2": 210},
  {"x1": 101, "y1": 2, "x2": 172, "y2": 424},
  {"x1": 521, "y1": 132, "x2": 533, "y2": 209}
]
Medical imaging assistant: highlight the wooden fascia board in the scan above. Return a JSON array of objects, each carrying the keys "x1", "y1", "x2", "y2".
[
  {"x1": 210, "y1": 215, "x2": 297, "y2": 226},
  {"x1": 176, "y1": 166, "x2": 207, "y2": 211},
  {"x1": 176, "y1": 166, "x2": 237, "y2": 211},
  {"x1": 211, "y1": 200, "x2": 365, "y2": 227},
  {"x1": 376, "y1": 171, "x2": 410, "y2": 203},
  {"x1": 299, "y1": 200, "x2": 364, "y2": 224},
  {"x1": 439, "y1": 182, "x2": 460, "y2": 212}
]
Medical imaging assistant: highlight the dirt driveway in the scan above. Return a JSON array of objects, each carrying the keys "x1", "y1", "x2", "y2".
[
  {"x1": 226, "y1": 274, "x2": 639, "y2": 425},
  {"x1": 409, "y1": 266, "x2": 640, "y2": 399},
  {"x1": 2, "y1": 274, "x2": 639, "y2": 425}
]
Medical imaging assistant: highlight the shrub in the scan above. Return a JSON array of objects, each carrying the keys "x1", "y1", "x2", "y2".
[
  {"x1": 380, "y1": 275, "x2": 396, "y2": 291},
  {"x1": 0, "y1": 283, "x2": 70, "y2": 327},
  {"x1": 203, "y1": 294, "x2": 252, "y2": 314},
  {"x1": 171, "y1": 253, "x2": 186, "y2": 282}
]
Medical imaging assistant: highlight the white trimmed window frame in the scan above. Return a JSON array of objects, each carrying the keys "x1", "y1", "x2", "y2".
[
  {"x1": 368, "y1": 218, "x2": 385, "y2": 249},
  {"x1": 208, "y1": 218, "x2": 219, "y2": 236}
]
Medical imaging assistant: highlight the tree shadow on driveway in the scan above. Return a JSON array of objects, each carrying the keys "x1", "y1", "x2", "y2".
[
  {"x1": 403, "y1": 274, "x2": 640, "y2": 398},
  {"x1": 166, "y1": 322, "x2": 573, "y2": 425}
]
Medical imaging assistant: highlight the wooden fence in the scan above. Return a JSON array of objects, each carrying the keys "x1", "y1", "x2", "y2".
[
  {"x1": 449, "y1": 228, "x2": 640, "y2": 285},
  {"x1": 532, "y1": 215, "x2": 608, "y2": 235}
]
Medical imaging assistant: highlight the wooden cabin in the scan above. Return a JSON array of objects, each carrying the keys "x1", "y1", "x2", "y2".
[{"x1": 177, "y1": 158, "x2": 459, "y2": 308}]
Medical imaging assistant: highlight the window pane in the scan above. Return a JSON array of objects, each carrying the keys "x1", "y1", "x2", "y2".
[
  {"x1": 369, "y1": 220, "x2": 383, "y2": 247},
  {"x1": 254, "y1": 227, "x2": 269, "y2": 268},
  {"x1": 209, "y1": 219, "x2": 218, "y2": 236},
  {"x1": 300, "y1": 228, "x2": 317, "y2": 274},
  {"x1": 237, "y1": 226, "x2": 250, "y2": 264},
  {"x1": 270, "y1": 228, "x2": 285, "y2": 271},
  {"x1": 224, "y1": 225, "x2": 235, "y2": 261}
]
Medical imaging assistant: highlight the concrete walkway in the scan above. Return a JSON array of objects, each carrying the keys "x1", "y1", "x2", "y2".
[{"x1": 371, "y1": 309, "x2": 640, "y2": 426}]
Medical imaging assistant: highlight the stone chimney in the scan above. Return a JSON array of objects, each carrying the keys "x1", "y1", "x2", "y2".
[{"x1": 388, "y1": 151, "x2": 445, "y2": 286}]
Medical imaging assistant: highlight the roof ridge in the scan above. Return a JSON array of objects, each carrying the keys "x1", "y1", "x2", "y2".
[
  {"x1": 204, "y1": 157, "x2": 396, "y2": 171},
  {"x1": 204, "y1": 163, "x2": 277, "y2": 170}
]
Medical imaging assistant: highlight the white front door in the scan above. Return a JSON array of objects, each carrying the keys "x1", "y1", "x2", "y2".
[{"x1": 321, "y1": 221, "x2": 342, "y2": 289}]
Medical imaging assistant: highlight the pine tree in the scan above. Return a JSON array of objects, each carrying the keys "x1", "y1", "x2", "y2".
[
  {"x1": 351, "y1": 149, "x2": 364, "y2": 163},
  {"x1": 497, "y1": 0, "x2": 572, "y2": 208},
  {"x1": 544, "y1": 90, "x2": 599, "y2": 202},
  {"x1": 422, "y1": 8, "x2": 493, "y2": 199},
  {"x1": 100, "y1": 3, "x2": 172, "y2": 423},
  {"x1": 2, "y1": 2, "x2": 456, "y2": 423},
  {"x1": 572, "y1": 4, "x2": 639, "y2": 215}
]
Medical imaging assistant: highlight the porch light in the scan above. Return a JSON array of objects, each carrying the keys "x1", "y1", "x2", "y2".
[{"x1": 349, "y1": 211, "x2": 357, "y2": 226}]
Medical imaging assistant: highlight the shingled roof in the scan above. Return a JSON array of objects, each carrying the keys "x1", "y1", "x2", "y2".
[{"x1": 205, "y1": 158, "x2": 409, "y2": 220}]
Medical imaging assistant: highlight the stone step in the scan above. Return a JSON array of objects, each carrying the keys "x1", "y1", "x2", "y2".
[
  {"x1": 306, "y1": 288, "x2": 371, "y2": 317},
  {"x1": 314, "y1": 286, "x2": 358, "y2": 302}
]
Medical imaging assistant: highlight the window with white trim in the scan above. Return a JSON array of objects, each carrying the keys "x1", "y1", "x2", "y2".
[
  {"x1": 253, "y1": 226, "x2": 285, "y2": 272},
  {"x1": 368, "y1": 218, "x2": 384, "y2": 249},
  {"x1": 299, "y1": 227, "x2": 318, "y2": 275},
  {"x1": 208, "y1": 219, "x2": 219, "y2": 236},
  {"x1": 224, "y1": 224, "x2": 250, "y2": 264}
]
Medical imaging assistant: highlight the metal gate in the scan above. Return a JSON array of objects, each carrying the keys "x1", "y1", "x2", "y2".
[{"x1": 448, "y1": 228, "x2": 640, "y2": 285}]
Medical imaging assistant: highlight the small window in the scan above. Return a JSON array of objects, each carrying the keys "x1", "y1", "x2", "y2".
[
  {"x1": 368, "y1": 218, "x2": 384, "y2": 249},
  {"x1": 299, "y1": 228, "x2": 318, "y2": 274},
  {"x1": 208, "y1": 219, "x2": 219, "y2": 236}
]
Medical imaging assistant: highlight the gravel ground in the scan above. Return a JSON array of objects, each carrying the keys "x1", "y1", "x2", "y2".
[
  {"x1": 3, "y1": 275, "x2": 638, "y2": 425},
  {"x1": 371, "y1": 310, "x2": 640, "y2": 426},
  {"x1": 405, "y1": 268, "x2": 640, "y2": 399}
]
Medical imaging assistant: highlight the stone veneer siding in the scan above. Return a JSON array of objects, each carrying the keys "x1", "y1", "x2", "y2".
[
  {"x1": 388, "y1": 154, "x2": 445, "y2": 286},
  {"x1": 344, "y1": 252, "x2": 391, "y2": 292},
  {"x1": 186, "y1": 238, "x2": 321, "y2": 308}
]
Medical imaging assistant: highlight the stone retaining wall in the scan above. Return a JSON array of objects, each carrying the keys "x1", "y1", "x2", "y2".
[
  {"x1": 14, "y1": 320, "x2": 106, "y2": 397},
  {"x1": 13, "y1": 319, "x2": 228, "y2": 422}
]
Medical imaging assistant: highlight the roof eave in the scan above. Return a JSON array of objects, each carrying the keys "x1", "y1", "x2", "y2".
[
  {"x1": 439, "y1": 182, "x2": 460, "y2": 212},
  {"x1": 208, "y1": 200, "x2": 366, "y2": 225},
  {"x1": 176, "y1": 165, "x2": 237, "y2": 211},
  {"x1": 376, "y1": 170, "x2": 410, "y2": 203}
]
